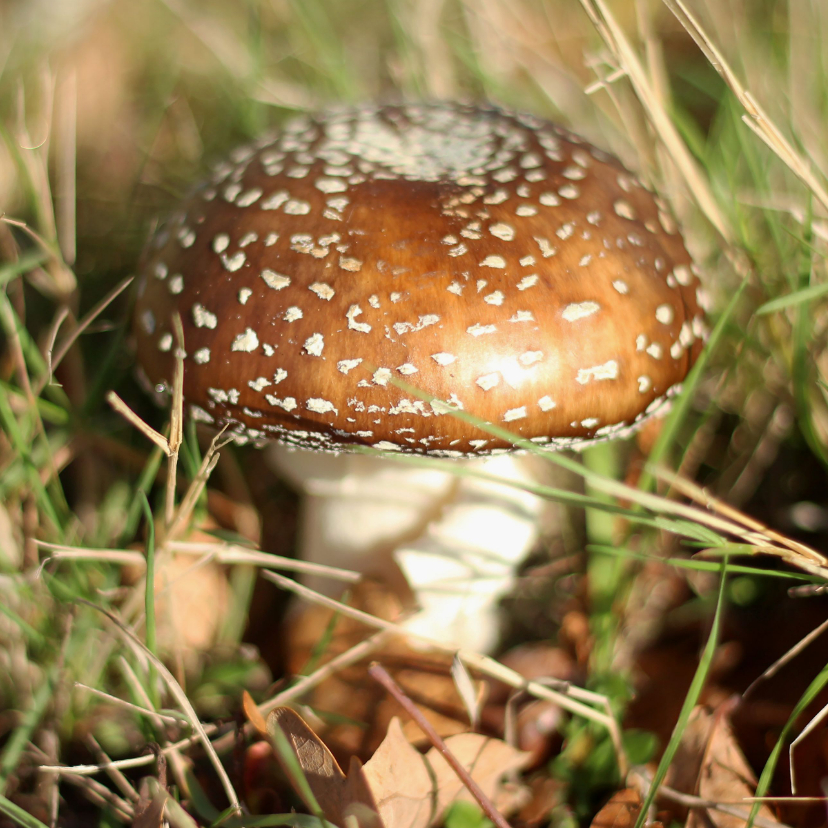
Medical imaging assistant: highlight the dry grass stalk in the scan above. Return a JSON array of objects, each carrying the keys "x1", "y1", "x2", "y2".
[
  {"x1": 663, "y1": 0, "x2": 828, "y2": 216},
  {"x1": 78, "y1": 601, "x2": 242, "y2": 814},
  {"x1": 37, "y1": 538, "x2": 361, "y2": 583},
  {"x1": 106, "y1": 392, "x2": 171, "y2": 457},
  {"x1": 576, "y1": 0, "x2": 730, "y2": 240}
]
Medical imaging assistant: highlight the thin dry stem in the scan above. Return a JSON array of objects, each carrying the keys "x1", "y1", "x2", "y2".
[
  {"x1": 37, "y1": 538, "x2": 362, "y2": 583},
  {"x1": 84, "y1": 735, "x2": 142, "y2": 804},
  {"x1": 0, "y1": 214, "x2": 75, "y2": 299},
  {"x1": 106, "y1": 391, "x2": 171, "y2": 457},
  {"x1": 743, "y1": 616, "x2": 828, "y2": 698},
  {"x1": 39, "y1": 276, "x2": 133, "y2": 395},
  {"x1": 629, "y1": 769, "x2": 793, "y2": 828},
  {"x1": 40, "y1": 629, "x2": 394, "y2": 776},
  {"x1": 655, "y1": 466, "x2": 828, "y2": 576},
  {"x1": 89, "y1": 602, "x2": 242, "y2": 813},
  {"x1": 164, "y1": 426, "x2": 231, "y2": 541},
  {"x1": 117, "y1": 656, "x2": 170, "y2": 735},
  {"x1": 74, "y1": 683, "x2": 184, "y2": 726},
  {"x1": 59, "y1": 772, "x2": 134, "y2": 822},
  {"x1": 790, "y1": 700, "x2": 828, "y2": 794},
  {"x1": 663, "y1": 0, "x2": 828, "y2": 215},
  {"x1": 577, "y1": 0, "x2": 730, "y2": 240},
  {"x1": 55, "y1": 67, "x2": 77, "y2": 266},
  {"x1": 165, "y1": 316, "x2": 185, "y2": 528},
  {"x1": 42, "y1": 305, "x2": 70, "y2": 383}
]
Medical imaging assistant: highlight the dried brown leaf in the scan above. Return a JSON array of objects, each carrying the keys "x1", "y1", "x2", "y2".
[
  {"x1": 243, "y1": 690, "x2": 268, "y2": 736},
  {"x1": 268, "y1": 707, "x2": 347, "y2": 818},
  {"x1": 665, "y1": 706, "x2": 715, "y2": 799},
  {"x1": 361, "y1": 717, "x2": 435, "y2": 828},
  {"x1": 268, "y1": 707, "x2": 532, "y2": 828},
  {"x1": 345, "y1": 757, "x2": 387, "y2": 828},
  {"x1": 267, "y1": 707, "x2": 382, "y2": 828},
  {"x1": 426, "y1": 732, "x2": 532, "y2": 820},
  {"x1": 691, "y1": 712, "x2": 779, "y2": 828},
  {"x1": 589, "y1": 789, "x2": 647, "y2": 828}
]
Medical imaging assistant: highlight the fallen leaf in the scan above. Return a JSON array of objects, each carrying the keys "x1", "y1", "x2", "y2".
[
  {"x1": 590, "y1": 789, "x2": 644, "y2": 828},
  {"x1": 267, "y1": 707, "x2": 382, "y2": 828},
  {"x1": 670, "y1": 703, "x2": 780, "y2": 828},
  {"x1": 690, "y1": 707, "x2": 780, "y2": 828},
  {"x1": 243, "y1": 689, "x2": 268, "y2": 735},
  {"x1": 515, "y1": 776, "x2": 567, "y2": 827},
  {"x1": 268, "y1": 707, "x2": 347, "y2": 817},
  {"x1": 426, "y1": 732, "x2": 532, "y2": 819},
  {"x1": 153, "y1": 528, "x2": 230, "y2": 659},
  {"x1": 345, "y1": 757, "x2": 387, "y2": 828},
  {"x1": 361, "y1": 717, "x2": 435, "y2": 828},
  {"x1": 267, "y1": 707, "x2": 533, "y2": 828},
  {"x1": 665, "y1": 706, "x2": 715, "y2": 802}
]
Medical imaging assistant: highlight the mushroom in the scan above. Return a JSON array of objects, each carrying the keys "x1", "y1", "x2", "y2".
[{"x1": 133, "y1": 102, "x2": 707, "y2": 650}]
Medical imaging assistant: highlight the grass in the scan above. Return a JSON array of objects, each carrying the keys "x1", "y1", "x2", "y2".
[{"x1": 3, "y1": 0, "x2": 828, "y2": 824}]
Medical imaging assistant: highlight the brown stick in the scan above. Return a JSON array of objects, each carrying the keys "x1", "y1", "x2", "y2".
[{"x1": 368, "y1": 662, "x2": 512, "y2": 828}]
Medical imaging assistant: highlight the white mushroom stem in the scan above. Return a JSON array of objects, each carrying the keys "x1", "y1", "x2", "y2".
[
  {"x1": 267, "y1": 447, "x2": 545, "y2": 652},
  {"x1": 395, "y1": 454, "x2": 545, "y2": 652}
]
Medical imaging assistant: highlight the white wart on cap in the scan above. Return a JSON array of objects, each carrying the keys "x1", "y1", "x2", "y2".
[{"x1": 134, "y1": 102, "x2": 707, "y2": 457}]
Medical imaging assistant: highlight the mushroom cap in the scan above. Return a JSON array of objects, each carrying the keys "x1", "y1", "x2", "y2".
[{"x1": 134, "y1": 102, "x2": 707, "y2": 457}]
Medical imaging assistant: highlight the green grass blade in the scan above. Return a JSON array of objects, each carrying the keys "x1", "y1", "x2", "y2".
[
  {"x1": 0, "y1": 793, "x2": 51, "y2": 828},
  {"x1": 587, "y1": 543, "x2": 813, "y2": 581},
  {"x1": 121, "y1": 444, "x2": 165, "y2": 545},
  {"x1": 0, "y1": 250, "x2": 49, "y2": 288},
  {"x1": 640, "y1": 273, "x2": 750, "y2": 491},
  {"x1": 756, "y1": 281, "x2": 828, "y2": 314},
  {"x1": 633, "y1": 559, "x2": 729, "y2": 828},
  {"x1": 749, "y1": 659, "x2": 828, "y2": 826},
  {"x1": 0, "y1": 387, "x2": 65, "y2": 532}
]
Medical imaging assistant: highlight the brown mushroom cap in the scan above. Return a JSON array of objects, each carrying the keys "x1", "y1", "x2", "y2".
[{"x1": 134, "y1": 102, "x2": 707, "y2": 457}]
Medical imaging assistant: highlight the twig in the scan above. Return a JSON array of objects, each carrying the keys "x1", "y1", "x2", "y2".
[
  {"x1": 369, "y1": 662, "x2": 512, "y2": 828},
  {"x1": 35, "y1": 538, "x2": 362, "y2": 583},
  {"x1": 165, "y1": 315, "x2": 185, "y2": 527},
  {"x1": 106, "y1": 391, "x2": 171, "y2": 456}
]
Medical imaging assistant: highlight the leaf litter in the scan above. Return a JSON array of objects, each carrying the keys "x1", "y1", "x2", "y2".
[{"x1": 260, "y1": 705, "x2": 531, "y2": 828}]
